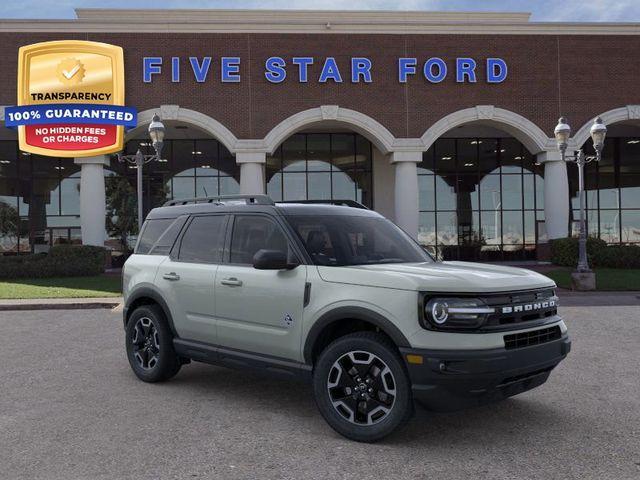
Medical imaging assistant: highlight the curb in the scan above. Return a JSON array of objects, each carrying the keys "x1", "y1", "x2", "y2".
[{"x1": 0, "y1": 299, "x2": 122, "y2": 312}]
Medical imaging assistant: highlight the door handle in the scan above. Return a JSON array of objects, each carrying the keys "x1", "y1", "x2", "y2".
[
  {"x1": 220, "y1": 277, "x2": 243, "y2": 287},
  {"x1": 162, "y1": 272, "x2": 181, "y2": 281}
]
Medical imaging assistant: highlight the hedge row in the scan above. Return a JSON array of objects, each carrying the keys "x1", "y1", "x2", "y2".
[
  {"x1": 550, "y1": 237, "x2": 640, "y2": 268},
  {"x1": 0, "y1": 245, "x2": 107, "y2": 279}
]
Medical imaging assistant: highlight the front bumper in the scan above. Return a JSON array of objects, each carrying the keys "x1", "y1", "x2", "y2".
[{"x1": 399, "y1": 334, "x2": 571, "y2": 411}]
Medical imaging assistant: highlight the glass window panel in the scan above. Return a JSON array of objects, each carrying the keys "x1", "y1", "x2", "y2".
[
  {"x1": 621, "y1": 210, "x2": 640, "y2": 243},
  {"x1": 0, "y1": 194, "x2": 20, "y2": 254},
  {"x1": 51, "y1": 228, "x2": 70, "y2": 246},
  {"x1": 599, "y1": 210, "x2": 620, "y2": 243},
  {"x1": 59, "y1": 157, "x2": 80, "y2": 177},
  {"x1": 218, "y1": 146, "x2": 238, "y2": 179},
  {"x1": 195, "y1": 177, "x2": 219, "y2": 198},
  {"x1": 479, "y1": 175, "x2": 501, "y2": 211},
  {"x1": 481, "y1": 209, "x2": 502, "y2": 245},
  {"x1": 620, "y1": 138, "x2": 640, "y2": 174},
  {"x1": 267, "y1": 172, "x2": 282, "y2": 201},
  {"x1": 282, "y1": 135, "x2": 306, "y2": 172},
  {"x1": 353, "y1": 171, "x2": 372, "y2": 207},
  {"x1": 306, "y1": 134, "x2": 331, "y2": 171},
  {"x1": 308, "y1": 172, "x2": 332, "y2": 200},
  {"x1": 179, "y1": 215, "x2": 227, "y2": 263},
  {"x1": 60, "y1": 178, "x2": 80, "y2": 215},
  {"x1": 598, "y1": 173, "x2": 618, "y2": 209},
  {"x1": 436, "y1": 211, "x2": 457, "y2": 245},
  {"x1": 282, "y1": 173, "x2": 307, "y2": 201},
  {"x1": 419, "y1": 148, "x2": 434, "y2": 174},
  {"x1": 457, "y1": 210, "x2": 480, "y2": 243},
  {"x1": 477, "y1": 138, "x2": 499, "y2": 174},
  {"x1": 172, "y1": 140, "x2": 195, "y2": 176},
  {"x1": 194, "y1": 139, "x2": 219, "y2": 174},
  {"x1": 31, "y1": 178, "x2": 59, "y2": 215},
  {"x1": 523, "y1": 174, "x2": 535, "y2": 210},
  {"x1": 44, "y1": 216, "x2": 81, "y2": 227},
  {"x1": 32, "y1": 156, "x2": 59, "y2": 178},
  {"x1": 501, "y1": 175, "x2": 523, "y2": 210},
  {"x1": 333, "y1": 171, "x2": 356, "y2": 201},
  {"x1": 455, "y1": 175, "x2": 479, "y2": 210},
  {"x1": 418, "y1": 211, "x2": 436, "y2": 246},
  {"x1": 435, "y1": 175, "x2": 456, "y2": 210},
  {"x1": 355, "y1": 135, "x2": 372, "y2": 170},
  {"x1": 171, "y1": 177, "x2": 195, "y2": 200},
  {"x1": 230, "y1": 215, "x2": 289, "y2": 264},
  {"x1": 534, "y1": 174, "x2": 544, "y2": 210},
  {"x1": 329, "y1": 134, "x2": 353, "y2": 172},
  {"x1": 524, "y1": 211, "x2": 536, "y2": 244},
  {"x1": 500, "y1": 138, "x2": 523, "y2": 174},
  {"x1": 457, "y1": 138, "x2": 478, "y2": 173},
  {"x1": 219, "y1": 176, "x2": 240, "y2": 195},
  {"x1": 0, "y1": 141, "x2": 18, "y2": 177},
  {"x1": 434, "y1": 139, "x2": 456, "y2": 176},
  {"x1": 502, "y1": 211, "x2": 524, "y2": 246},
  {"x1": 620, "y1": 174, "x2": 640, "y2": 209},
  {"x1": 418, "y1": 175, "x2": 435, "y2": 211},
  {"x1": 266, "y1": 147, "x2": 282, "y2": 180}
]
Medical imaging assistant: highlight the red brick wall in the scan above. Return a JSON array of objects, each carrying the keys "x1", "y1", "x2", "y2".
[{"x1": 0, "y1": 32, "x2": 638, "y2": 140}]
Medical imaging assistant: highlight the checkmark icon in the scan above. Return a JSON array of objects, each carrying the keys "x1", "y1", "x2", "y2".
[{"x1": 62, "y1": 64, "x2": 80, "y2": 79}]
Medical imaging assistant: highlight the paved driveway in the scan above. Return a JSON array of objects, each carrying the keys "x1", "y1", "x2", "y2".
[{"x1": 0, "y1": 306, "x2": 638, "y2": 480}]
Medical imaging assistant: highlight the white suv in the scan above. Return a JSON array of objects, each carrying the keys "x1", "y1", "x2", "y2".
[{"x1": 122, "y1": 195, "x2": 570, "y2": 442}]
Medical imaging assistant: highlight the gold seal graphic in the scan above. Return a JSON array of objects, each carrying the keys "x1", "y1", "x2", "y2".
[{"x1": 56, "y1": 58, "x2": 85, "y2": 85}]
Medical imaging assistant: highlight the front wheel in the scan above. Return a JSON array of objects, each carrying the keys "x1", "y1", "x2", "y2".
[
  {"x1": 125, "y1": 304, "x2": 181, "y2": 383},
  {"x1": 313, "y1": 332, "x2": 413, "y2": 442}
]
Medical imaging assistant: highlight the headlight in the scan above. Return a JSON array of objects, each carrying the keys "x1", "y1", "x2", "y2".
[{"x1": 424, "y1": 297, "x2": 495, "y2": 330}]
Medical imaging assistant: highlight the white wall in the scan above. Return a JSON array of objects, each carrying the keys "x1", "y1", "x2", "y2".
[{"x1": 372, "y1": 146, "x2": 395, "y2": 220}]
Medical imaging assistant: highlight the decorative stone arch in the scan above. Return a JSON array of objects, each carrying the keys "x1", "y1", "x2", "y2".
[
  {"x1": 572, "y1": 105, "x2": 640, "y2": 148},
  {"x1": 420, "y1": 105, "x2": 553, "y2": 154},
  {"x1": 127, "y1": 105, "x2": 239, "y2": 154},
  {"x1": 263, "y1": 105, "x2": 396, "y2": 155}
]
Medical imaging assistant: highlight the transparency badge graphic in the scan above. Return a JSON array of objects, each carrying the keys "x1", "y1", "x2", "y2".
[{"x1": 5, "y1": 40, "x2": 137, "y2": 157}]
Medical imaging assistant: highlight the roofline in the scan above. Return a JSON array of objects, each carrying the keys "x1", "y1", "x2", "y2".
[{"x1": 0, "y1": 9, "x2": 637, "y2": 35}]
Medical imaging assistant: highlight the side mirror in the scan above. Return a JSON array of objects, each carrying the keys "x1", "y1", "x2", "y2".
[{"x1": 252, "y1": 249, "x2": 298, "y2": 270}]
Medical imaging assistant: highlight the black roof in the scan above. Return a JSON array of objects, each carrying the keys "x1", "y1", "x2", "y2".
[{"x1": 146, "y1": 196, "x2": 381, "y2": 220}]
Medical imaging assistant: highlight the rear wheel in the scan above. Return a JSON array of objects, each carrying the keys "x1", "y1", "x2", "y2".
[
  {"x1": 125, "y1": 304, "x2": 181, "y2": 382},
  {"x1": 313, "y1": 332, "x2": 413, "y2": 442}
]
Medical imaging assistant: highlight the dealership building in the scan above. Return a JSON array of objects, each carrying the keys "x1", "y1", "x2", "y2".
[{"x1": 0, "y1": 8, "x2": 639, "y2": 261}]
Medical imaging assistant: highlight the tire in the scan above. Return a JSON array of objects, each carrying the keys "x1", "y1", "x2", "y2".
[
  {"x1": 125, "y1": 304, "x2": 181, "y2": 383},
  {"x1": 313, "y1": 332, "x2": 413, "y2": 442}
]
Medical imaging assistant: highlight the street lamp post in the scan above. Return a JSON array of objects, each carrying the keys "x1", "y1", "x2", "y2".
[
  {"x1": 117, "y1": 114, "x2": 166, "y2": 232},
  {"x1": 553, "y1": 116, "x2": 607, "y2": 277}
]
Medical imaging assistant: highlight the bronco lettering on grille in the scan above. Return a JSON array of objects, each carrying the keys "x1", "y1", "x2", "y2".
[{"x1": 501, "y1": 299, "x2": 556, "y2": 314}]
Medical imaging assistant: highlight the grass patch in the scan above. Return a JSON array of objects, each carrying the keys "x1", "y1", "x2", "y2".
[
  {"x1": 544, "y1": 268, "x2": 640, "y2": 291},
  {"x1": 0, "y1": 275, "x2": 122, "y2": 299}
]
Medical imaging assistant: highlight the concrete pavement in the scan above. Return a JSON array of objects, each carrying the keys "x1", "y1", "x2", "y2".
[{"x1": 0, "y1": 306, "x2": 638, "y2": 479}]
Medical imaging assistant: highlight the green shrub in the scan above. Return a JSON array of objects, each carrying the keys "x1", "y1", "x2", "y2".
[
  {"x1": 0, "y1": 245, "x2": 106, "y2": 279},
  {"x1": 550, "y1": 237, "x2": 640, "y2": 268}
]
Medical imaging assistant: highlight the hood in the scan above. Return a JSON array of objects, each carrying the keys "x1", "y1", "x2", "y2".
[{"x1": 316, "y1": 261, "x2": 555, "y2": 293}]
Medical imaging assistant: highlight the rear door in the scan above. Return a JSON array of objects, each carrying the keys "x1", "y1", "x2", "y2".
[
  {"x1": 156, "y1": 214, "x2": 228, "y2": 345},
  {"x1": 214, "y1": 213, "x2": 307, "y2": 361}
]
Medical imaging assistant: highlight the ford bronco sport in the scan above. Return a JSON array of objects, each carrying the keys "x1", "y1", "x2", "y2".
[{"x1": 122, "y1": 195, "x2": 570, "y2": 442}]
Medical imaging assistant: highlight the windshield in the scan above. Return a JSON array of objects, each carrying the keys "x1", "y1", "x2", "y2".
[{"x1": 286, "y1": 215, "x2": 433, "y2": 266}]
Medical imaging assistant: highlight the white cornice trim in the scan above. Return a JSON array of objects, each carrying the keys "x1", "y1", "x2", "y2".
[{"x1": 0, "y1": 9, "x2": 639, "y2": 35}]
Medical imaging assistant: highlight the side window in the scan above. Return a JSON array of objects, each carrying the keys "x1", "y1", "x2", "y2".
[
  {"x1": 230, "y1": 215, "x2": 289, "y2": 264},
  {"x1": 149, "y1": 216, "x2": 187, "y2": 256},
  {"x1": 136, "y1": 218, "x2": 174, "y2": 254},
  {"x1": 178, "y1": 215, "x2": 227, "y2": 263}
]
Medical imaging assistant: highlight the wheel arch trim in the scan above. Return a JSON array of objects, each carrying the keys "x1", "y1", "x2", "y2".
[
  {"x1": 123, "y1": 286, "x2": 178, "y2": 337},
  {"x1": 303, "y1": 306, "x2": 411, "y2": 364}
]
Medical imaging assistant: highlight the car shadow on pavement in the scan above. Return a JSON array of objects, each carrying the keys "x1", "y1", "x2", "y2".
[{"x1": 150, "y1": 361, "x2": 574, "y2": 445}]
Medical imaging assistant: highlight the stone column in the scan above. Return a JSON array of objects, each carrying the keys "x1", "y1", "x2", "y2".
[
  {"x1": 237, "y1": 152, "x2": 266, "y2": 195},
  {"x1": 74, "y1": 155, "x2": 109, "y2": 246},
  {"x1": 538, "y1": 151, "x2": 569, "y2": 240},
  {"x1": 391, "y1": 151, "x2": 422, "y2": 239}
]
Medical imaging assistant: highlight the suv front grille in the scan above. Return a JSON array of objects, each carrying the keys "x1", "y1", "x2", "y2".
[
  {"x1": 481, "y1": 288, "x2": 558, "y2": 331},
  {"x1": 504, "y1": 326, "x2": 562, "y2": 350}
]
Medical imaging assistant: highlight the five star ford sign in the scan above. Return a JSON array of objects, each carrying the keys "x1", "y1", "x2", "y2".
[{"x1": 5, "y1": 40, "x2": 137, "y2": 158}]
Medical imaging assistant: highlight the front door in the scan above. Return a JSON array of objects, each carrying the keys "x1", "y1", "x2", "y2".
[
  {"x1": 156, "y1": 214, "x2": 228, "y2": 345},
  {"x1": 215, "y1": 214, "x2": 307, "y2": 361}
]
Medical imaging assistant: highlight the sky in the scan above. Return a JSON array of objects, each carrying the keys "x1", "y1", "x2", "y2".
[{"x1": 0, "y1": 0, "x2": 639, "y2": 22}]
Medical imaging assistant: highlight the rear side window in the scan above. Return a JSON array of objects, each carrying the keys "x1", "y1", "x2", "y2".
[
  {"x1": 178, "y1": 215, "x2": 227, "y2": 263},
  {"x1": 148, "y1": 216, "x2": 188, "y2": 256},
  {"x1": 135, "y1": 218, "x2": 174, "y2": 254}
]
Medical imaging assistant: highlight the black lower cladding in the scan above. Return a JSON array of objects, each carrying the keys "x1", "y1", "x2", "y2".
[{"x1": 400, "y1": 333, "x2": 571, "y2": 412}]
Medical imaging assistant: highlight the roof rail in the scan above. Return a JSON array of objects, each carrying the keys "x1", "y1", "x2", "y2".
[
  {"x1": 163, "y1": 194, "x2": 275, "y2": 207},
  {"x1": 278, "y1": 199, "x2": 369, "y2": 210}
]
